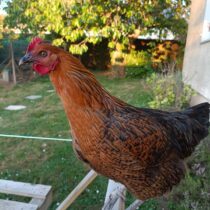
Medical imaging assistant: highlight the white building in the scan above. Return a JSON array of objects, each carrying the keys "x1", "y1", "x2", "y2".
[{"x1": 183, "y1": 0, "x2": 210, "y2": 103}]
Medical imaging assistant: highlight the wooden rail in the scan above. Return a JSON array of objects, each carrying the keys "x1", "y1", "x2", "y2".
[
  {"x1": 56, "y1": 170, "x2": 98, "y2": 210},
  {"x1": 0, "y1": 179, "x2": 52, "y2": 210},
  {"x1": 57, "y1": 169, "x2": 144, "y2": 210},
  {"x1": 0, "y1": 172, "x2": 143, "y2": 210},
  {"x1": 103, "y1": 180, "x2": 126, "y2": 210}
]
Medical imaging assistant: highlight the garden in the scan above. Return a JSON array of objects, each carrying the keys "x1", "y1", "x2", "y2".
[{"x1": 0, "y1": 0, "x2": 210, "y2": 210}]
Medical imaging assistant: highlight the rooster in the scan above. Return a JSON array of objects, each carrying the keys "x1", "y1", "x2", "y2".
[{"x1": 19, "y1": 37, "x2": 210, "y2": 200}]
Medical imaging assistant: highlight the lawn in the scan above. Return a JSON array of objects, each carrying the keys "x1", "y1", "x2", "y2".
[{"x1": 0, "y1": 74, "x2": 209, "y2": 210}]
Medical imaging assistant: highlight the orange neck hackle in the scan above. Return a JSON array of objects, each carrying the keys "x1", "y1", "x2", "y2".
[{"x1": 49, "y1": 49, "x2": 125, "y2": 112}]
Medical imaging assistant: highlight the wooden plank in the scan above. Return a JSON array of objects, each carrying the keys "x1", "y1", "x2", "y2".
[
  {"x1": 30, "y1": 187, "x2": 52, "y2": 210},
  {"x1": 30, "y1": 198, "x2": 45, "y2": 208},
  {"x1": 126, "y1": 199, "x2": 144, "y2": 210},
  {"x1": 103, "y1": 180, "x2": 126, "y2": 210},
  {"x1": 0, "y1": 199, "x2": 38, "y2": 210},
  {"x1": 56, "y1": 170, "x2": 98, "y2": 210},
  {"x1": 0, "y1": 179, "x2": 51, "y2": 199}
]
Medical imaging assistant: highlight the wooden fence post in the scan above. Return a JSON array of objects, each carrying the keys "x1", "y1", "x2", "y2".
[
  {"x1": 10, "y1": 41, "x2": 17, "y2": 85},
  {"x1": 102, "y1": 180, "x2": 126, "y2": 210}
]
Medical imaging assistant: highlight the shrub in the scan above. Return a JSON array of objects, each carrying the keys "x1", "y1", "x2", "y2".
[
  {"x1": 124, "y1": 50, "x2": 153, "y2": 78},
  {"x1": 124, "y1": 50, "x2": 150, "y2": 66},
  {"x1": 146, "y1": 72, "x2": 195, "y2": 110}
]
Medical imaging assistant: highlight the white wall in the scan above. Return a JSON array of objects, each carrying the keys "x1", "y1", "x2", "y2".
[{"x1": 183, "y1": 0, "x2": 210, "y2": 101}]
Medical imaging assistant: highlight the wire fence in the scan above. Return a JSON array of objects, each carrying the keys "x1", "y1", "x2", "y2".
[{"x1": 0, "y1": 38, "x2": 28, "y2": 63}]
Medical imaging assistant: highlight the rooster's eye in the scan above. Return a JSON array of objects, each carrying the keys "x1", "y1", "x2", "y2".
[{"x1": 39, "y1": 51, "x2": 47, "y2": 57}]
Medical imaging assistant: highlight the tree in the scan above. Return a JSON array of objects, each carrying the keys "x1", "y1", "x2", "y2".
[
  {"x1": 0, "y1": 15, "x2": 4, "y2": 40},
  {"x1": 4, "y1": 0, "x2": 191, "y2": 55}
]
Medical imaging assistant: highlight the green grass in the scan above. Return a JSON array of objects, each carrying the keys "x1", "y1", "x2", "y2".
[{"x1": 0, "y1": 74, "x2": 209, "y2": 210}]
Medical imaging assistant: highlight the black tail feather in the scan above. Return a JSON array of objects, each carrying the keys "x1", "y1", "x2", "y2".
[
  {"x1": 184, "y1": 102, "x2": 210, "y2": 129},
  {"x1": 176, "y1": 102, "x2": 210, "y2": 158}
]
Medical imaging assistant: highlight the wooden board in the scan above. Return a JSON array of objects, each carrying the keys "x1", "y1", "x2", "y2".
[
  {"x1": 56, "y1": 170, "x2": 97, "y2": 210},
  {"x1": 30, "y1": 190, "x2": 52, "y2": 210},
  {"x1": 103, "y1": 180, "x2": 126, "y2": 210},
  {"x1": 0, "y1": 199, "x2": 38, "y2": 210},
  {"x1": 0, "y1": 179, "x2": 51, "y2": 199}
]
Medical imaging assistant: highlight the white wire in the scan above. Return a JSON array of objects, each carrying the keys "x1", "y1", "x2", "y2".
[{"x1": 0, "y1": 133, "x2": 72, "y2": 142}]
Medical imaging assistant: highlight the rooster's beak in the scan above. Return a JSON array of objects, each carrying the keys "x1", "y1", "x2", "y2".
[{"x1": 19, "y1": 53, "x2": 33, "y2": 66}]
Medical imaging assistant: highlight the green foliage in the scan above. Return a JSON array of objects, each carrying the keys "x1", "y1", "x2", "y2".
[
  {"x1": 147, "y1": 72, "x2": 195, "y2": 110},
  {"x1": 168, "y1": 139, "x2": 210, "y2": 210},
  {"x1": 124, "y1": 50, "x2": 150, "y2": 66},
  {"x1": 126, "y1": 66, "x2": 153, "y2": 78},
  {"x1": 124, "y1": 50, "x2": 153, "y2": 78},
  {"x1": 4, "y1": 0, "x2": 190, "y2": 54},
  {"x1": 0, "y1": 16, "x2": 3, "y2": 48},
  {"x1": 0, "y1": 15, "x2": 3, "y2": 41}
]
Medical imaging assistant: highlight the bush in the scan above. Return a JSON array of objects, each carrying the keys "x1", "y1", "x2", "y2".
[
  {"x1": 124, "y1": 50, "x2": 153, "y2": 78},
  {"x1": 146, "y1": 72, "x2": 195, "y2": 110}
]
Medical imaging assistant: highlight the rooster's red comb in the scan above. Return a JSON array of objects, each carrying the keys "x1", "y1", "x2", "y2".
[{"x1": 27, "y1": 37, "x2": 43, "y2": 52}]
